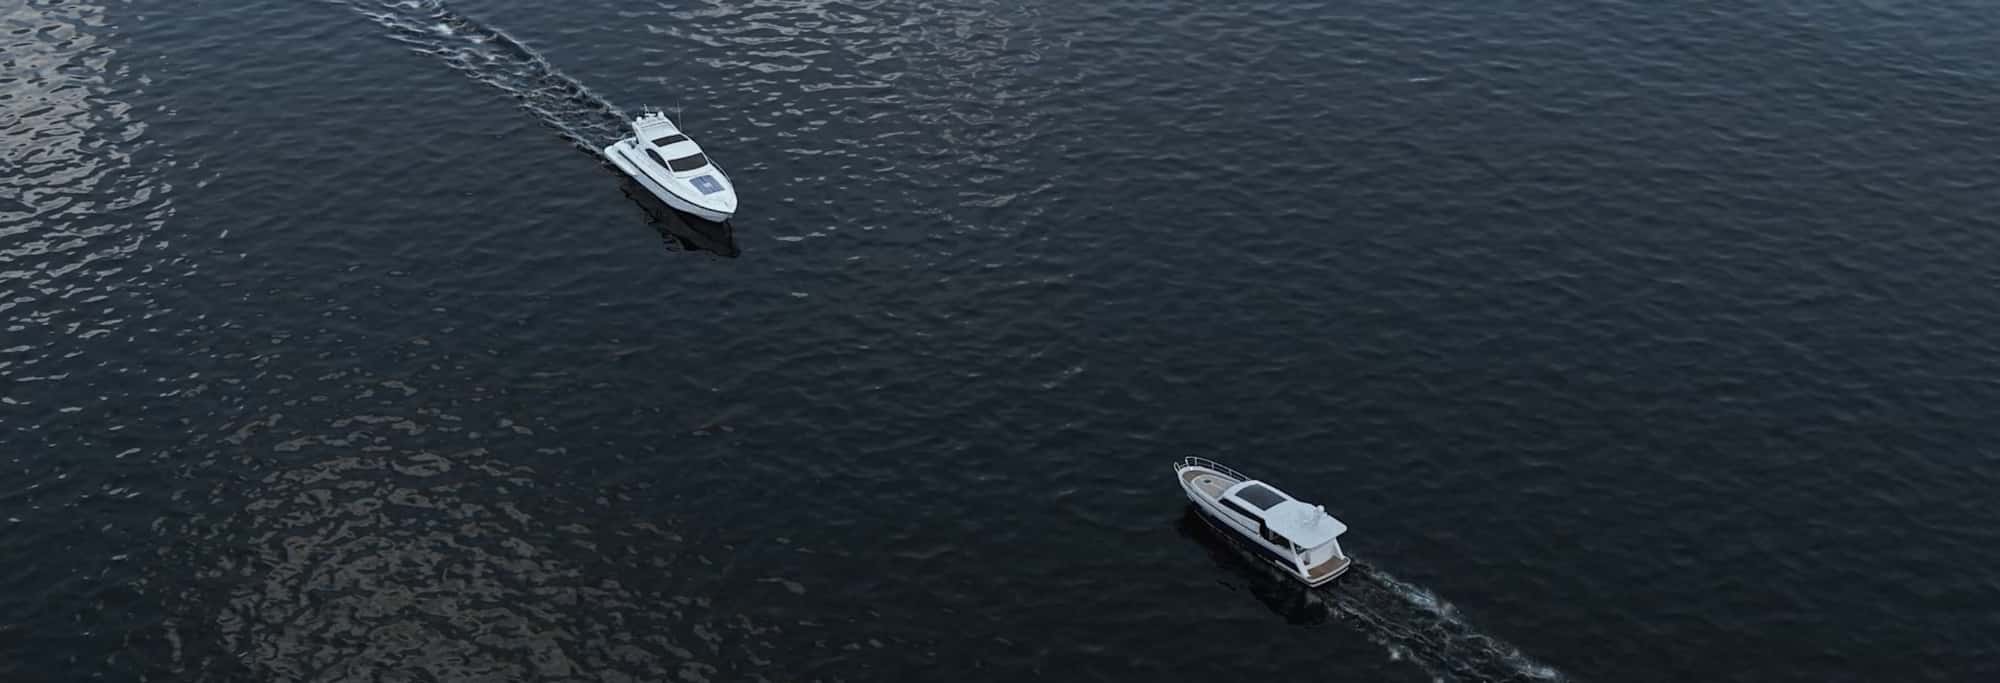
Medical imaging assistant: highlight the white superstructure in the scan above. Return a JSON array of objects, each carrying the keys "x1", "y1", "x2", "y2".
[
  {"x1": 602, "y1": 112, "x2": 738, "y2": 221},
  {"x1": 1173, "y1": 456, "x2": 1351, "y2": 585}
]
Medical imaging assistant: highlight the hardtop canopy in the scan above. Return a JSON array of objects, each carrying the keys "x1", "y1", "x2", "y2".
[{"x1": 1224, "y1": 480, "x2": 1348, "y2": 548}]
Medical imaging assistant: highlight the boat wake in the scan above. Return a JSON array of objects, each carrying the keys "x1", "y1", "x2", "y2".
[
  {"x1": 1178, "y1": 511, "x2": 1566, "y2": 682},
  {"x1": 328, "y1": 0, "x2": 628, "y2": 151},
  {"x1": 1330, "y1": 562, "x2": 1567, "y2": 683},
  {"x1": 330, "y1": 0, "x2": 739, "y2": 243}
]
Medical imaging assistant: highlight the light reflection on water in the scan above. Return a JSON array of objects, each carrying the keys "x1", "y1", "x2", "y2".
[
  {"x1": 2, "y1": 2, "x2": 184, "y2": 667},
  {"x1": 15, "y1": 0, "x2": 1998, "y2": 679},
  {"x1": 3, "y1": 0, "x2": 177, "y2": 358},
  {"x1": 153, "y1": 399, "x2": 877, "y2": 682}
]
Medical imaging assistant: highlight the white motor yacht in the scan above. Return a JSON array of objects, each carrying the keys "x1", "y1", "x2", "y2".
[
  {"x1": 603, "y1": 111, "x2": 737, "y2": 222},
  {"x1": 1173, "y1": 456, "x2": 1352, "y2": 585}
]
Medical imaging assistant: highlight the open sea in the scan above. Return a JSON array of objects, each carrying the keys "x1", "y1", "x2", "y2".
[{"x1": 4, "y1": 0, "x2": 1999, "y2": 680}]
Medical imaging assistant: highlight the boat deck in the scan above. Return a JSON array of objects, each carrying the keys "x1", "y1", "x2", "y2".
[
  {"x1": 1180, "y1": 467, "x2": 1240, "y2": 501},
  {"x1": 1307, "y1": 555, "x2": 1352, "y2": 581},
  {"x1": 1179, "y1": 459, "x2": 1354, "y2": 585}
]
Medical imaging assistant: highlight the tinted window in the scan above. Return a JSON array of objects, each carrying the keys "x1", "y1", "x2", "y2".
[
  {"x1": 1220, "y1": 498, "x2": 1261, "y2": 521},
  {"x1": 667, "y1": 153, "x2": 709, "y2": 172},
  {"x1": 651, "y1": 134, "x2": 688, "y2": 147},
  {"x1": 1236, "y1": 484, "x2": 1287, "y2": 510},
  {"x1": 644, "y1": 148, "x2": 669, "y2": 168}
]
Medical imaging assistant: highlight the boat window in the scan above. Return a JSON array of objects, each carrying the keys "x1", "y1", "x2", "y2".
[
  {"x1": 650, "y1": 134, "x2": 689, "y2": 147},
  {"x1": 667, "y1": 153, "x2": 709, "y2": 172},
  {"x1": 644, "y1": 148, "x2": 670, "y2": 169},
  {"x1": 1220, "y1": 498, "x2": 1261, "y2": 522},
  {"x1": 1235, "y1": 484, "x2": 1287, "y2": 511}
]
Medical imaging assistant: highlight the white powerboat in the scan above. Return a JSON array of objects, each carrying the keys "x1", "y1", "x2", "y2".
[
  {"x1": 1173, "y1": 456, "x2": 1351, "y2": 585},
  {"x1": 602, "y1": 111, "x2": 738, "y2": 221}
]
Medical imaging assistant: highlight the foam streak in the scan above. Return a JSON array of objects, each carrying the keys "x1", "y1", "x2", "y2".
[
  {"x1": 328, "y1": 0, "x2": 630, "y2": 151},
  {"x1": 1330, "y1": 562, "x2": 1568, "y2": 682}
]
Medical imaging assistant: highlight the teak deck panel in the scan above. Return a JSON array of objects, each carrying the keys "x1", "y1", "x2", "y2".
[
  {"x1": 1181, "y1": 468, "x2": 1239, "y2": 501},
  {"x1": 1306, "y1": 555, "x2": 1351, "y2": 580}
]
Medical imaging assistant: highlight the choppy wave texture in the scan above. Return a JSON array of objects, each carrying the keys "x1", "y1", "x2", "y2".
[{"x1": 330, "y1": 0, "x2": 628, "y2": 150}]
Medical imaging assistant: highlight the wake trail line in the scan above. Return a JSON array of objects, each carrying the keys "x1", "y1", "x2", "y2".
[
  {"x1": 1182, "y1": 510, "x2": 1569, "y2": 682},
  {"x1": 1328, "y1": 561, "x2": 1568, "y2": 683},
  {"x1": 329, "y1": 0, "x2": 632, "y2": 152}
]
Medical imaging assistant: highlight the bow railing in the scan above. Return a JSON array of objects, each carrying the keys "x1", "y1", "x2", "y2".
[{"x1": 1173, "y1": 456, "x2": 1248, "y2": 482}]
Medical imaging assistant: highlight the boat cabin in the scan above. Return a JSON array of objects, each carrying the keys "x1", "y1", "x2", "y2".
[
  {"x1": 1218, "y1": 480, "x2": 1347, "y2": 567},
  {"x1": 602, "y1": 111, "x2": 739, "y2": 222},
  {"x1": 1173, "y1": 456, "x2": 1351, "y2": 585},
  {"x1": 640, "y1": 137, "x2": 711, "y2": 177}
]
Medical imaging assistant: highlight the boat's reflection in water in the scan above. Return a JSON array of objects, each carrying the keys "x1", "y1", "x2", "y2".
[
  {"x1": 617, "y1": 177, "x2": 739, "y2": 258},
  {"x1": 1176, "y1": 507, "x2": 1333, "y2": 625}
]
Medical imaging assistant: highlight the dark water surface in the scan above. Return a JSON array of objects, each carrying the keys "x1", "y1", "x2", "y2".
[{"x1": 6, "y1": 0, "x2": 2000, "y2": 680}]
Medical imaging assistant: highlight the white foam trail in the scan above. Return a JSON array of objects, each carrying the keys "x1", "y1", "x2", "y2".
[
  {"x1": 1330, "y1": 562, "x2": 1569, "y2": 682},
  {"x1": 327, "y1": 0, "x2": 630, "y2": 152},
  {"x1": 1185, "y1": 509, "x2": 1569, "y2": 681}
]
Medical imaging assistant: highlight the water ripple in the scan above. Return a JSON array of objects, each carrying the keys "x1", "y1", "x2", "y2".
[
  {"x1": 0, "y1": 0, "x2": 178, "y2": 388},
  {"x1": 134, "y1": 363, "x2": 898, "y2": 681}
]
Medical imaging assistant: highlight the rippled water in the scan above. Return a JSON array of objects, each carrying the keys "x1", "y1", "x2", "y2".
[
  {"x1": 145, "y1": 371, "x2": 893, "y2": 681},
  {"x1": 6, "y1": 0, "x2": 2000, "y2": 681},
  {"x1": 1, "y1": 0, "x2": 177, "y2": 394}
]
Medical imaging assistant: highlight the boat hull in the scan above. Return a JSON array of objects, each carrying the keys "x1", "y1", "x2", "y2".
[
  {"x1": 1176, "y1": 463, "x2": 1349, "y2": 586},
  {"x1": 1188, "y1": 504, "x2": 1345, "y2": 586},
  {"x1": 603, "y1": 140, "x2": 734, "y2": 222}
]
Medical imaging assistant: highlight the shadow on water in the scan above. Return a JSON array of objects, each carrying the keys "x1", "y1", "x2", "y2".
[
  {"x1": 1176, "y1": 508, "x2": 1335, "y2": 625},
  {"x1": 1177, "y1": 508, "x2": 1568, "y2": 683},
  {"x1": 617, "y1": 177, "x2": 739, "y2": 258}
]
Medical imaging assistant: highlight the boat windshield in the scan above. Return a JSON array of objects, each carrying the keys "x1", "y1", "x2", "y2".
[
  {"x1": 1235, "y1": 484, "x2": 1287, "y2": 510},
  {"x1": 667, "y1": 153, "x2": 709, "y2": 172}
]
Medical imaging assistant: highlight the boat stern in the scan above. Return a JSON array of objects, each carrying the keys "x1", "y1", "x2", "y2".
[
  {"x1": 603, "y1": 138, "x2": 637, "y2": 172},
  {"x1": 1302, "y1": 554, "x2": 1351, "y2": 585}
]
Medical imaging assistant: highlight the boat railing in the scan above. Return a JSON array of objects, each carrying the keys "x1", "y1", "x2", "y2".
[{"x1": 1174, "y1": 455, "x2": 1248, "y2": 482}]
